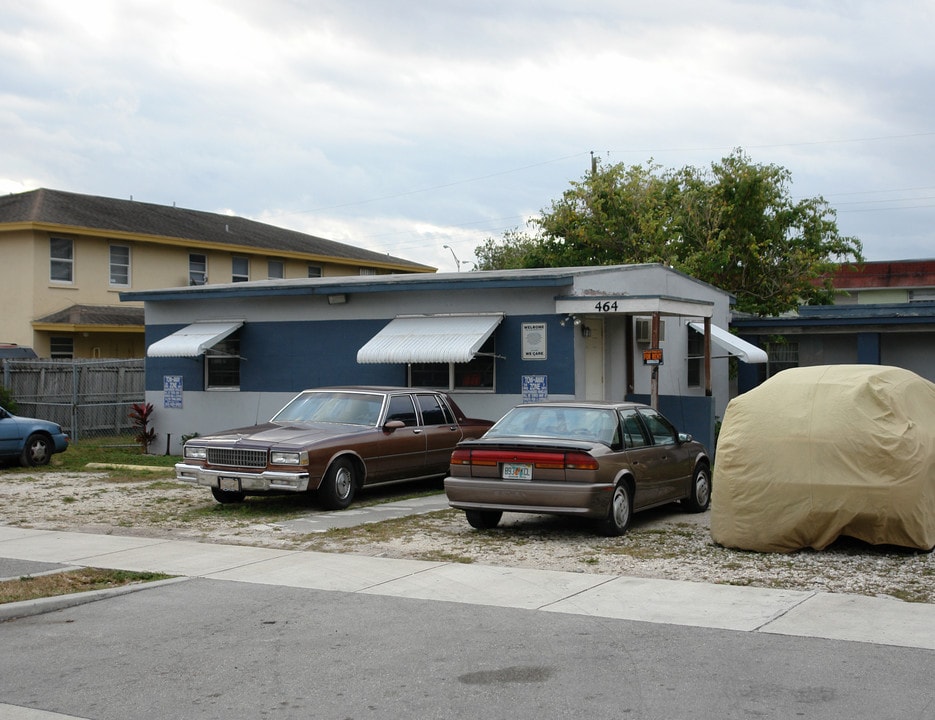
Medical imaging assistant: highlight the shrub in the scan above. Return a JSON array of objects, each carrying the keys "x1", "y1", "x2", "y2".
[{"x1": 128, "y1": 402, "x2": 157, "y2": 454}]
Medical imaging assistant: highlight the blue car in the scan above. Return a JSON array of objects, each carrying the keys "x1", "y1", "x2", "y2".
[{"x1": 0, "y1": 405, "x2": 69, "y2": 466}]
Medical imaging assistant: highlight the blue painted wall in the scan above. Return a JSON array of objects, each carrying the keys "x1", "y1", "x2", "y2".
[
  {"x1": 145, "y1": 315, "x2": 576, "y2": 395},
  {"x1": 857, "y1": 332, "x2": 882, "y2": 364}
]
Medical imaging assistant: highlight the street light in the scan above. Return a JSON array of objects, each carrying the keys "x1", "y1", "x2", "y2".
[{"x1": 443, "y1": 244, "x2": 465, "y2": 272}]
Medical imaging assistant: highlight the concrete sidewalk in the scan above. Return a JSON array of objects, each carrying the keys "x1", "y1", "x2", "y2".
[
  {"x1": 2, "y1": 525, "x2": 934, "y2": 650},
  {"x1": 275, "y1": 492, "x2": 451, "y2": 532}
]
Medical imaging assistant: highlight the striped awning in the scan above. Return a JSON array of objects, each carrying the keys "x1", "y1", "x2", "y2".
[
  {"x1": 357, "y1": 314, "x2": 503, "y2": 364},
  {"x1": 147, "y1": 321, "x2": 243, "y2": 358},
  {"x1": 688, "y1": 322, "x2": 768, "y2": 364}
]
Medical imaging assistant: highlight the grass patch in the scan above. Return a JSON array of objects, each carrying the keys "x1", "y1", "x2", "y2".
[
  {"x1": 145, "y1": 480, "x2": 190, "y2": 491},
  {"x1": 1, "y1": 437, "x2": 179, "y2": 476},
  {"x1": 0, "y1": 568, "x2": 174, "y2": 604},
  {"x1": 179, "y1": 496, "x2": 314, "y2": 523}
]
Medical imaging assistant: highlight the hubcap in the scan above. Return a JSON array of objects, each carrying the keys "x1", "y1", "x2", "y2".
[
  {"x1": 612, "y1": 487, "x2": 630, "y2": 529},
  {"x1": 335, "y1": 467, "x2": 352, "y2": 499},
  {"x1": 696, "y1": 472, "x2": 710, "y2": 505},
  {"x1": 30, "y1": 442, "x2": 47, "y2": 463}
]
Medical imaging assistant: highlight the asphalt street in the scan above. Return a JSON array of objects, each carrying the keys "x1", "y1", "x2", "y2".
[{"x1": 1, "y1": 514, "x2": 934, "y2": 719}]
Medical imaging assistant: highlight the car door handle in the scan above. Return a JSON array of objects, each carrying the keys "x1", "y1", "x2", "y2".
[{"x1": 412, "y1": 429, "x2": 423, "y2": 434}]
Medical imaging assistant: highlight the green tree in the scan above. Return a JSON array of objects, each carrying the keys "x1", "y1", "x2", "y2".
[{"x1": 475, "y1": 150, "x2": 863, "y2": 316}]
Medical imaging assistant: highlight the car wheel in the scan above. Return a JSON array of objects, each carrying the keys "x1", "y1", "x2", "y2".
[
  {"x1": 19, "y1": 433, "x2": 52, "y2": 467},
  {"x1": 599, "y1": 481, "x2": 632, "y2": 536},
  {"x1": 465, "y1": 509, "x2": 502, "y2": 530},
  {"x1": 320, "y1": 457, "x2": 357, "y2": 510},
  {"x1": 682, "y1": 463, "x2": 711, "y2": 513},
  {"x1": 211, "y1": 486, "x2": 246, "y2": 504}
]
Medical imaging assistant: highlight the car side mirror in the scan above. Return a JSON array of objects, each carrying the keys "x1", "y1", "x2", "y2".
[
  {"x1": 678, "y1": 432, "x2": 693, "y2": 443},
  {"x1": 383, "y1": 420, "x2": 406, "y2": 432}
]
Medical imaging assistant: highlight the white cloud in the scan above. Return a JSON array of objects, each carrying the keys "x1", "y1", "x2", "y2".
[{"x1": 0, "y1": 0, "x2": 932, "y2": 262}]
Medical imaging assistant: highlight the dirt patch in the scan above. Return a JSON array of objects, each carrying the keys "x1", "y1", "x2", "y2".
[{"x1": 2, "y1": 470, "x2": 932, "y2": 603}]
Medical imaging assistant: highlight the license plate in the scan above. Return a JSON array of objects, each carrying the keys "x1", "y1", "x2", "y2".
[
  {"x1": 219, "y1": 476, "x2": 241, "y2": 492},
  {"x1": 502, "y1": 463, "x2": 532, "y2": 481}
]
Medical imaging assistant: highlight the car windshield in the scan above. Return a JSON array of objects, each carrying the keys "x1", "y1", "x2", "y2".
[
  {"x1": 271, "y1": 391, "x2": 383, "y2": 426},
  {"x1": 485, "y1": 406, "x2": 618, "y2": 445}
]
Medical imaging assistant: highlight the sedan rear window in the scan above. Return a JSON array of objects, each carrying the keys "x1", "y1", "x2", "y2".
[{"x1": 487, "y1": 406, "x2": 618, "y2": 445}]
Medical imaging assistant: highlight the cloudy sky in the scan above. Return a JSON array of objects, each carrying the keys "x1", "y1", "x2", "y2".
[{"x1": 2, "y1": 1, "x2": 932, "y2": 270}]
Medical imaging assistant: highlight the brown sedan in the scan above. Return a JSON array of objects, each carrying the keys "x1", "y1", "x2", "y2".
[
  {"x1": 444, "y1": 401, "x2": 711, "y2": 535},
  {"x1": 176, "y1": 387, "x2": 492, "y2": 508}
]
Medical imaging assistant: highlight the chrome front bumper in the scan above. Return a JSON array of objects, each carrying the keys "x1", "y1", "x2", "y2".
[{"x1": 175, "y1": 462, "x2": 311, "y2": 493}]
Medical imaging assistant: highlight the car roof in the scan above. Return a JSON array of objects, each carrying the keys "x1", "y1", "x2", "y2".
[
  {"x1": 506, "y1": 400, "x2": 648, "y2": 410},
  {"x1": 296, "y1": 386, "x2": 445, "y2": 394}
]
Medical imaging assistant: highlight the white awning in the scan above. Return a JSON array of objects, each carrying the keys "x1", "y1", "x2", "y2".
[
  {"x1": 147, "y1": 321, "x2": 243, "y2": 358},
  {"x1": 689, "y1": 322, "x2": 768, "y2": 364},
  {"x1": 357, "y1": 314, "x2": 503, "y2": 364}
]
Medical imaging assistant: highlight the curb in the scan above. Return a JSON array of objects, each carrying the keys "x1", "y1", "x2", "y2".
[{"x1": 0, "y1": 576, "x2": 189, "y2": 622}]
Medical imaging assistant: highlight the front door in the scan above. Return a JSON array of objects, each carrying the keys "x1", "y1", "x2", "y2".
[{"x1": 584, "y1": 318, "x2": 605, "y2": 400}]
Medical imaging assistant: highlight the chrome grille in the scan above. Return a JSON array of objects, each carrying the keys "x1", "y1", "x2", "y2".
[{"x1": 206, "y1": 447, "x2": 267, "y2": 468}]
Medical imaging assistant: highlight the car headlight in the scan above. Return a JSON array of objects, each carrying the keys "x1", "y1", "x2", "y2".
[
  {"x1": 185, "y1": 446, "x2": 207, "y2": 460},
  {"x1": 271, "y1": 451, "x2": 307, "y2": 466}
]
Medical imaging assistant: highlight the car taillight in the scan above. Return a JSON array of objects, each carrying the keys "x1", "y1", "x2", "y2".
[
  {"x1": 451, "y1": 448, "x2": 474, "y2": 466},
  {"x1": 452, "y1": 448, "x2": 598, "y2": 471},
  {"x1": 564, "y1": 452, "x2": 600, "y2": 470}
]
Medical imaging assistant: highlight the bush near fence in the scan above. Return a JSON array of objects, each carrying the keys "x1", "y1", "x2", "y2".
[{"x1": 0, "y1": 358, "x2": 145, "y2": 444}]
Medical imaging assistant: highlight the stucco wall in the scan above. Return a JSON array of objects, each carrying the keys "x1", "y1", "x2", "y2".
[
  {"x1": 136, "y1": 266, "x2": 735, "y2": 453},
  {"x1": 0, "y1": 231, "x2": 35, "y2": 346}
]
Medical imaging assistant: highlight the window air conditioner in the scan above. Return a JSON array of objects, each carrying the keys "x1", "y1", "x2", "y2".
[{"x1": 635, "y1": 318, "x2": 665, "y2": 344}]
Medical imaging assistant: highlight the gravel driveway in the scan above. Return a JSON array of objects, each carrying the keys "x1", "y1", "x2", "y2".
[{"x1": 2, "y1": 469, "x2": 932, "y2": 603}]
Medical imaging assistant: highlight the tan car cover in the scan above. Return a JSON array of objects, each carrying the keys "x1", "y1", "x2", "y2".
[{"x1": 711, "y1": 364, "x2": 935, "y2": 552}]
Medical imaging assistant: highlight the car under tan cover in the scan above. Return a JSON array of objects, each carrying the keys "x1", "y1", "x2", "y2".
[{"x1": 711, "y1": 364, "x2": 935, "y2": 552}]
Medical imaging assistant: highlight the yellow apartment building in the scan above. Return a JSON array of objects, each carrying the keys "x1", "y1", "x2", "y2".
[{"x1": 0, "y1": 188, "x2": 434, "y2": 358}]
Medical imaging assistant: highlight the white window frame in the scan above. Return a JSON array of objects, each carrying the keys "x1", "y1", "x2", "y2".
[
  {"x1": 267, "y1": 259, "x2": 284, "y2": 279},
  {"x1": 232, "y1": 256, "x2": 249, "y2": 282},
  {"x1": 50, "y1": 237, "x2": 74, "y2": 284},
  {"x1": 409, "y1": 336, "x2": 496, "y2": 392},
  {"x1": 686, "y1": 326, "x2": 704, "y2": 388},
  {"x1": 205, "y1": 331, "x2": 241, "y2": 390},
  {"x1": 767, "y1": 341, "x2": 799, "y2": 378},
  {"x1": 189, "y1": 253, "x2": 207, "y2": 285},
  {"x1": 50, "y1": 336, "x2": 74, "y2": 359},
  {"x1": 109, "y1": 244, "x2": 131, "y2": 287}
]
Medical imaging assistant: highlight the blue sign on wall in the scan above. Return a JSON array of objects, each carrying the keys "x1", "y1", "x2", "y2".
[
  {"x1": 522, "y1": 374, "x2": 548, "y2": 403},
  {"x1": 163, "y1": 375, "x2": 183, "y2": 409}
]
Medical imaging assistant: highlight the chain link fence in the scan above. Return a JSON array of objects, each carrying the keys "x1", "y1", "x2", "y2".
[{"x1": 0, "y1": 358, "x2": 145, "y2": 444}]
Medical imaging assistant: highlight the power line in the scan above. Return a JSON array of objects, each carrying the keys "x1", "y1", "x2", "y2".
[
  {"x1": 263, "y1": 131, "x2": 935, "y2": 255},
  {"x1": 607, "y1": 131, "x2": 935, "y2": 156},
  {"x1": 268, "y1": 151, "x2": 589, "y2": 220}
]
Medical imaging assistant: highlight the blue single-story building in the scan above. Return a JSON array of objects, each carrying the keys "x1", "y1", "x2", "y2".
[
  {"x1": 732, "y1": 301, "x2": 935, "y2": 392},
  {"x1": 123, "y1": 264, "x2": 767, "y2": 455}
]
